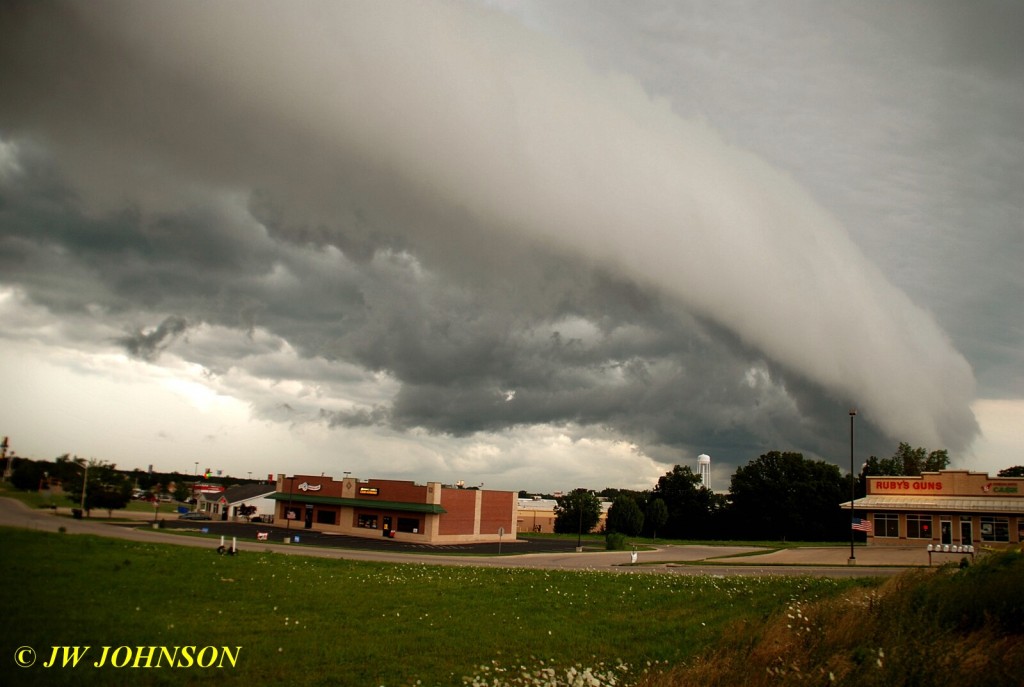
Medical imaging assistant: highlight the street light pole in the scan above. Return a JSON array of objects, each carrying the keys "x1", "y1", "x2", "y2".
[
  {"x1": 1, "y1": 436, "x2": 11, "y2": 481},
  {"x1": 849, "y1": 410, "x2": 857, "y2": 564},
  {"x1": 76, "y1": 459, "x2": 89, "y2": 515},
  {"x1": 577, "y1": 493, "x2": 583, "y2": 551}
]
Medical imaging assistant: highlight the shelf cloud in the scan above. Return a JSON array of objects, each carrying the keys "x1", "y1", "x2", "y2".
[{"x1": 3, "y1": 1, "x2": 1016, "y2": 489}]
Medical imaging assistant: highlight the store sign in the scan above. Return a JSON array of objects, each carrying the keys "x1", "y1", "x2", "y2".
[
  {"x1": 873, "y1": 480, "x2": 944, "y2": 493},
  {"x1": 194, "y1": 485, "x2": 224, "y2": 494},
  {"x1": 359, "y1": 487, "x2": 379, "y2": 495},
  {"x1": 297, "y1": 482, "x2": 321, "y2": 492},
  {"x1": 983, "y1": 482, "x2": 1020, "y2": 494}
]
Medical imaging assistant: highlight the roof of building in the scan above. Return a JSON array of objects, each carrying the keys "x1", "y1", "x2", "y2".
[
  {"x1": 517, "y1": 498, "x2": 559, "y2": 511},
  {"x1": 208, "y1": 483, "x2": 277, "y2": 505},
  {"x1": 843, "y1": 495, "x2": 1024, "y2": 514}
]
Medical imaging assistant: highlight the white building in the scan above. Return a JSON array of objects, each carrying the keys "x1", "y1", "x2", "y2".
[{"x1": 198, "y1": 483, "x2": 277, "y2": 521}]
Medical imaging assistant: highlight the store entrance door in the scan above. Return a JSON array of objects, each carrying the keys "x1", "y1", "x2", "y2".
[
  {"x1": 940, "y1": 519, "x2": 952, "y2": 545},
  {"x1": 960, "y1": 520, "x2": 973, "y2": 546},
  {"x1": 304, "y1": 504, "x2": 313, "y2": 529},
  {"x1": 382, "y1": 515, "x2": 392, "y2": 537}
]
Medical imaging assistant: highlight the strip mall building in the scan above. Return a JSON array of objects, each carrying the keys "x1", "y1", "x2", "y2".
[
  {"x1": 844, "y1": 470, "x2": 1024, "y2": 547},
  {"x1": 271, "y1": 474, "x2": 516, "y2": 544}
]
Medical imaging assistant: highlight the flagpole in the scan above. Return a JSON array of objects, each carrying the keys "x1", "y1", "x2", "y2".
[{"x1": 849, "y1": 410, "x2": 857, "y2": 565}]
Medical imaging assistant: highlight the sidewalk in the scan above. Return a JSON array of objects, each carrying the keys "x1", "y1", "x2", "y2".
[{"x1": 717, "y1": 545, "x2": 954, "y2": 567}]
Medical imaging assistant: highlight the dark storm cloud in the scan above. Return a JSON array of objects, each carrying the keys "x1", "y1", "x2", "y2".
[
  {"x1": 115, "y1": 315, "x2": 189, "y2": 362},
  {"x1": 0, "y1": 1, "x2": 1002, "y2": 479},
  {"x1": 321, "y1": 405, "x2": 392, "y2": 429}
]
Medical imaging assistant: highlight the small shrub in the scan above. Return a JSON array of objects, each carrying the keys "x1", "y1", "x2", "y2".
[{"x1": 605, "y1": 532, "x2": 627, "y2": 550}]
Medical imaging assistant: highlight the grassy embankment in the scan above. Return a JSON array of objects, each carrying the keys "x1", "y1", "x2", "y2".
[
  {"x1": 2, "y1": 527, "x2": 873, "y2": 687},
  {"x1": 637, "y1": 548, "x2": 1024, "y2": 687}
]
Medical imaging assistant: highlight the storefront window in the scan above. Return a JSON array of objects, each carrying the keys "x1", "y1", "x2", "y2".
[
  {"x1": 357, "y1": 514, "x2": 378, "y2": 529},
  {"x1": 980, "y1": 516, "x2": 1009, "y2": 542},
  {"x1": 316, "y1": 509, "x2": 337, "y2": 525},
  {"x1": 397, "y1": 517, "x2": 420, "y2": 533},
  {"x1": 875, "y1": 513, "x2": 899, "y2": 538},
  {"x1": 906, "y1": 514, "x2": 933, "y2": 539}
]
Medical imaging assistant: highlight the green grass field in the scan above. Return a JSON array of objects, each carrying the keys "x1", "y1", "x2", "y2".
[
  {"x1": 0, "y1": 527, "x2": 875, "y2": 687},
  {"x1": 0, "y1": 483, "x2": 188, "y2": 518}
]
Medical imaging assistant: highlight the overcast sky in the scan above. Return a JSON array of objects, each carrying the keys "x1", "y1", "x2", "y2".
[{"x1": 1, "y1": 1, "x2": 1021, "y2": 493}]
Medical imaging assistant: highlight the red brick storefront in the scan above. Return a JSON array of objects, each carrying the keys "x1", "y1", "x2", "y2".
[
  {"x1": 272, "y1": 474, "x2": 515, "y2": 544},
  {"x1": 843, "y1": 470, "x2": 1024, "y2": 548}
]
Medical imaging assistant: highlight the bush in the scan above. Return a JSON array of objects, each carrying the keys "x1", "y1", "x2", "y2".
[
  {"x1": 907, "y1": 548, "x2": 1024, "y2": 634},
  {"x1": 605, "y1": 532, "x2": 627, "y2": 550}
]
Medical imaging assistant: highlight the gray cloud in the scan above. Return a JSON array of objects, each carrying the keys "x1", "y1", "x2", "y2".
[
  {"x1": 2, "y1": 1, "x2": 1015, "y2": 483},
  {"x1": 115, "y1": 315, "x2": 189, "y2": 362}
]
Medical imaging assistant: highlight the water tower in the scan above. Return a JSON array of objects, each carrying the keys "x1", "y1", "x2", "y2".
[{"x1": 697, "y1": 454, "x2": 711, "y2": 490}]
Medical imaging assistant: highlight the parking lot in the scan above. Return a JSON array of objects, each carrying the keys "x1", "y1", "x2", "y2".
[{"x1": 158, "y1": 518, "x2": 579, "y2": 555}]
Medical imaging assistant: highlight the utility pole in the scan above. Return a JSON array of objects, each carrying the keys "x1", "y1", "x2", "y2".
[
  {"x1": 849, "y1": 410, "x2": 857, "y2": 565},
  {"x1": 1, "y1": 436, "x2": 12, "y2": 481},
  {"x1": 76, "y1": 458, "x2": 89, "y2": 515}
]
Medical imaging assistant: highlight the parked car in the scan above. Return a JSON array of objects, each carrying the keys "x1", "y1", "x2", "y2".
[
  {"x1": 250, "y1": 515, "x2": 274, "y2": 523},
  {"x1": 178, "y1": 512, "x2": 212, "y2": 520}
]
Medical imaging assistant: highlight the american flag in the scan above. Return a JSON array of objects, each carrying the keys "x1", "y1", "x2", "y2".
[{"x1": 851, "y1": 517, "x2": 873, "y2": 533}]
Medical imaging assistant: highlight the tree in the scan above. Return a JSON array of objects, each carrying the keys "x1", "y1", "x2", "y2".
[
  {"x1": 998, "y1": 466, "x2": 1024, "y2": 478},
  {"x1": 863, "y1": 443, "x2": 950, "y2": 477},
  {"x1": 61, "y1": 458, "x2": 130, "y2": 517},
  {"x1": 553, "y1": 489, "x2": 601, "y2": 536},
  {"x1": 728, "y1": 451, "x2": 847, "y2": 541},
  {"x1": 644, "y1": 498, "x2": 668, "y2": 541},
  {"x1": 92, "y1": 484, "x2": 132, "y2": 518},
  {"x1": 606, "y1": 494, "x2": 644, "y2": 536},
  {"x1": 10, "y1": 458, "x2": 47, "y2": 492},
  {"x1": 923, "y1": 449, "x2": 950, "y2": 472},
  {"x1": 651, "y1": 465, "x2": 721, "y2": 540}
]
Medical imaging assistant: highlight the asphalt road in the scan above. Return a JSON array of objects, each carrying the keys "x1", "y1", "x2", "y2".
[{"x1": 0, "y1": 498, "x2": 908, "y2": 577}]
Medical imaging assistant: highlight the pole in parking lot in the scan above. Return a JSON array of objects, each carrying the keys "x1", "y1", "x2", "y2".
[{"x1": 849, "y1": 410, "x2": 856, "y2": 565}]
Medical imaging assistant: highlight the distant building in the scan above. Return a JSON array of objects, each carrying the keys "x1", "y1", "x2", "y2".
[
  {"x1": 841, "y1": 470, "x2": 1024, "y2": 547},
  {"x1": 516, "y1": 497, "x2": 611, "y2": 534},
  {"x1": 198, "y1": 483, "x2": 276, "y2": 521},
  {"x1": 271, "y1": 474, "x2": 516, "y2": 544}
]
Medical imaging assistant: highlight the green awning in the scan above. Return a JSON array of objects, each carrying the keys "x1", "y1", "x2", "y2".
[{"x1": 269, "y1": 492, "x2": 446, "y2": 514}]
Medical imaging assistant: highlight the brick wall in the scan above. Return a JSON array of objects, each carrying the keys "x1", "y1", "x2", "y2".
[
  {"x1": 281, "y1": 475, "x2": 343, "y2": 498},
  {"x1": 356, "y1": 479, "x2": 428, "y2": 504},
  {"x1": 438, "y1": 489, "x2": 477, "y2": 535},
  {"x1": 479, "y1": 490, "x2": 514, "y2": 534}
]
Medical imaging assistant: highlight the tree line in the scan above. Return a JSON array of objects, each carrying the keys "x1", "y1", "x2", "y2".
[
  {"x1": 2, "y1": 453, "x2": 253, "y2": 517},
  {"x1": 553, "y1": 443, "x2": 1024, "y2": 542}
]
